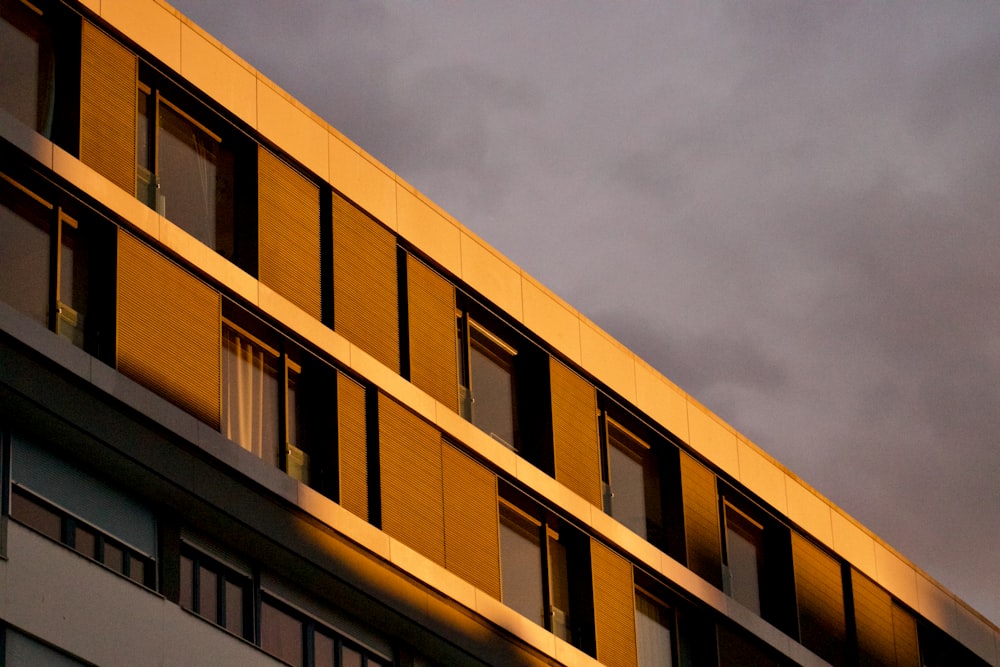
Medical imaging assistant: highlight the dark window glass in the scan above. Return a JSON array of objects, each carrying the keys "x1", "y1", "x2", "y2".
[
  {"x1": 128, "y1": 556, "x2": 146, "y2": 586},
  {"x1": 547, "y1": 533, "x2": 571, "y2": 642},
  {"x1": 635, "y1": 592, "x2": 673, "y2": 667},
  {"x1": 0, "y1": 0, "x2": 55, "y2": 135},
  {"x1": 136, "y1": 91, "x2": 235, "y2": 257},
  {"x1": 10, "y1": 487, "x2": 61, "y2": 541},
  {"x1": 74, "y1": 524, "x2": 97, "y2": 559},
  {"x1": 0, "y1": 180, "x2": 50, "y2": 326},
  {"x1": 313, "y1": 632, "x2": 335, "y2": 667},
  {"x1": 222, "y1": 325, "x2": 280, "y2": 465},
  {"x1": 285, "y1": 365, "x2": 311, "y2": 484},
  {"x1": 179, "y1": 554, "x2": 194, "y2": 610},
  {"x1": 606, "y1": 423, "x2": 662, "y2": 541},
  {"x1": 57, "y1": 216, "x2": 88, "y2": 347},
  {"x1": 104, "y1": 540, "x2": 124, "y2": 574},
  {"x1": 468, "y1": 325, "x2": 516, "y2": 448},
  {"x1": 499, "y1": 505, "x2": 544, "y2": 627},
  {"x1": 261, "y1": 600, "x2": 304, "y2": 667},
  {"x1": 724, "y1": 505, "x2": 764, "y2": 614},
  {"x1": 340, "y1": 646, "x2": 363, "y2": 667},
  {"x1": 199, "y1": 566, "x2": 219, "y2": 625},
  {"x1": 224, "y1": 579, "x2": 244, "y2": 636}
]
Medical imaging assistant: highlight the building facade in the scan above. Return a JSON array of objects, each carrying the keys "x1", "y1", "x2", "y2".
[{"x1": 0, "y1": 0, "x2": 997, "y2": 665}]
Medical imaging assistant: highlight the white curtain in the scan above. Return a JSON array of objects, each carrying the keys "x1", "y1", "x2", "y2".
[{"x1": 223, "y1": 330, "x2": 278, "y2": 465}]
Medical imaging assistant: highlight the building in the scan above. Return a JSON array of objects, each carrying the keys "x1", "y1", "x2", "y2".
[{"x1": 0, "y1": 0, "x2": 997, "y2": 664}]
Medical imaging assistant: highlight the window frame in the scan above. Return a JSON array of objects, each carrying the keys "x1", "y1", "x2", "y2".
[
  {"x1": 498, "y1": 497, "x2": 575, "y2": 643},
  {"x1": 178, "y1": 544, "x2": 253, "y2": 640},
  {"x1": 10, "y1": 485, "x2": 155, "y2": 588},
  {"x1": 458, "y1": 312, "x2": 520, "y2": 451},
  {"x1": 135, "y1": 70, "x2": 240, "y2": 261}
]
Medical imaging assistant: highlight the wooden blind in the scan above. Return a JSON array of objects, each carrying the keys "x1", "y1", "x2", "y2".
[
  {"x1": 442, "y1": 443, "x2": 500, "y2": 598},
  {"x1": 406, "y1": 254, "x2": 458, "y2": 411},
  {"x1": 792, "y1": 533, "x2": 847, "y2": 666},
  {"x1": 891, "y1": 601, "x2": 920, "y2": 667},
  {"x1": 680, "y1": 452, "x2": 723, "y2": 587},
  {"x1": 549, "y1": 357, "x2": 602, "y2": 506},
  {"x1": 337, "y1": 372, "x2": 368, "y2": 521},
  {"x1": 591, "y1": 540, "x2": 638, "y2": 667},
  {"x1": 80, "y1": 21, "x2": 136, "y2": 194},
  {"x1": 117, "y1": 230, "x2": 220, "y2": 427},
  {"x1": 852, "y1": 569, "x2": 896, "y2": 667},
  {"x1": 378, "y1": 393, "x2": 444, "y2": 566},
  {"x1": 258, "y1": 147, "x2": 321, "y2": 319},
  {"x1": 332, "y1": 193, "x2": 399, "y2": 372}
]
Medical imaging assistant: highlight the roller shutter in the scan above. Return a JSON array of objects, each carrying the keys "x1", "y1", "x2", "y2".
[
  {"x1": 80, "y1": 21, "x2": 136, "y2": 194},
  {"x1": 407, "y1": 254, "x2": 458, "y2": 411},
  {"x1": 680, "y1": 452, "x2": 723, "y2": 587},
  {"x1": 258, "y1": 147, "x2": 321, "y2": 319},
  {"x1": 332, "y1": 193, "x2": 399, "y2": 372},
  {"x1": 891, "y1": 601, "x2": 920, "y2": 667},
  {"x1": 378, "y1": 393, "x2": 444, "y2": 566},
  {"x1": 117, "y1": 230, "x2": 220, "y2": 427},
  {"x1": 591, "y1": 540, "x2": 638, "y2": 667},
  {"x1": 337, "y1": 373, "x2": 368, "y2": 521},
  {"x1": 443, "y1": 443, "x2": 500, "y2": 598},
  {"x1": 853, "y1": 569, "x2": 896, "y2": 667},
  {"x1": 549, "y1": 357, "x2": 602, "y2": 506},
  {"x1": 792, "y1": 533, "x2": 847, "y2": 666}
]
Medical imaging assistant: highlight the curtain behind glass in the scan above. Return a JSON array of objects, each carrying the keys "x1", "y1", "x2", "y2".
[{"x1": 223, "y1": 329, "x2": 279, "y2": 465}]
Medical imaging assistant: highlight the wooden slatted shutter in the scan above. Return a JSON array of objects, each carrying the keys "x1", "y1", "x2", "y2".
[
  {"x1": 406, "y1": 254, "x2": 458, "y2": 411},
  {"x1": 549, "y1": 357, "x2": 602, "y2": 506},
  {"x1": 378, "y1": 393, "x2": 444, "y2": 566},
  {"x1": 891, "y1": 601, "x2": 920, "y2": 667},
  {"x1": 337, "y1": 372, "x2": 368, "y2": 521},
  {"x1": 258, "y1": 147, "x2": 321, "y2": 319},
  {"x1": 442, "y1": 443, "x2": 500, "y2": 598},
  {"x1": 792, "y1": 533, "x2": 847, "y2": 666},
  {"x1": 117, "y1": 230, "x2": 220, "y2": 427},
  {"x1": 80, "y1": 21, "x2": 136, "y2": 194},
  {"x1": 680, "y1": 452, "x2": 723, "y2": 587},
  {"x1": 332, "y1": 192, "x2": 399, "y2": 372},
  {"x1": 591, "y1": 540, "x2": 638, "y2": 667},
  {"x1": 852, "y1": 569, "x2": 897, "y2": 667}
]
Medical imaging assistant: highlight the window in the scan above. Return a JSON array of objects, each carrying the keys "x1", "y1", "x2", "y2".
[
  {"x1": 262, "y1": 596, "x2": 391, "y2": 667},
  {"x1": 0, "y1": 0, "x2": 55, "y2": 136},
  {"x1": 221, "y1": 316, "x2": 327, "y2": 487},
  {"x1": 136, "y1": 79, "x2": 235, "y2": 257},
  {"x1": 179, "y1": 547, "x2": 251, "y2": 639},
  {"x1": 635, "y1": 590, "x2": 673, "y2": 667},
  {"x1": 0, "y1": 173, "x2": 97, "y2": 350},
  {"x1": 604, "y1": 419, "x2": 663, "y2": 542},
  {"x1": 459, "y1": 316, "x2": 518, "y2": 449},
  {"x1": 9, "y1": 435, "x2": 156, "y2": 587},
  {"x1": 723, "y1": 502, "x2": 764, "y2": 614},
  {"x1": 498, "y1": 501, "x2": 573, "y2": 642},
  {"x1": 222, "y1": 322, "x2": 280, "y2": 465}
]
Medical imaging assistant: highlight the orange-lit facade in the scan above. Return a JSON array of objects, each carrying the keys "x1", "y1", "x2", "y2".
[{"x1": 0, "y1": 1, "x2": 997, "y2": 665}]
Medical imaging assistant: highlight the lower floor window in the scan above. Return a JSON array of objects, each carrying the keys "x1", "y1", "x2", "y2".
[
  {"x1": 10, "y1": 487, "x2": 153, "y2": 587},
  {"x1": 179, "y1": 549, "x2": 251, "y2": 639}
]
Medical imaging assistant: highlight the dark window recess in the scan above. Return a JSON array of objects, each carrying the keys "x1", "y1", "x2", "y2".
[
  {"x1": 498, "y1": 498, "x2": 583, "y2": 646},
  {"x1": 10, "y1": 486, "x2": 153, "y2": 588},
  {"x1": 720, "y1": 489, "x2": 797, "y2": 637},
  {"x1": 136, "y1": 72, "x2": 248, "y2": 263},
  {"x1": 459, "y1": 316, "x2": 518, "y2": 450},
  {"x1": 221, "y1": 307, "x2": 335, "y2": 491},
  {"x1": 179, "y1": 548, "x2": 251, "y2": 639},
  {"x1": 635, "y1": 590, "x2": 675, "y2": 667},
  {"x1": 0, "y1": 0, "x2": 55, "y2": 136},
  {"x1": 0, "y1": 172, "x2": 111, "y2": 356},
  {"x1": 262, "y1": 597, "x2": 391, "y2": 667}
]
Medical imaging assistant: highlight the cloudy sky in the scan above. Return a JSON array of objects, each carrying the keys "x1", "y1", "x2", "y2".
[{"x1": 169, "y1": 1, "x2": 999, "y2": 625}]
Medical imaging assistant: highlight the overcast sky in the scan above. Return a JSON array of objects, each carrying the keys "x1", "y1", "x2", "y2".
[{"x1": 169, "y1": 1, "x2": 999, "y2": 626}]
